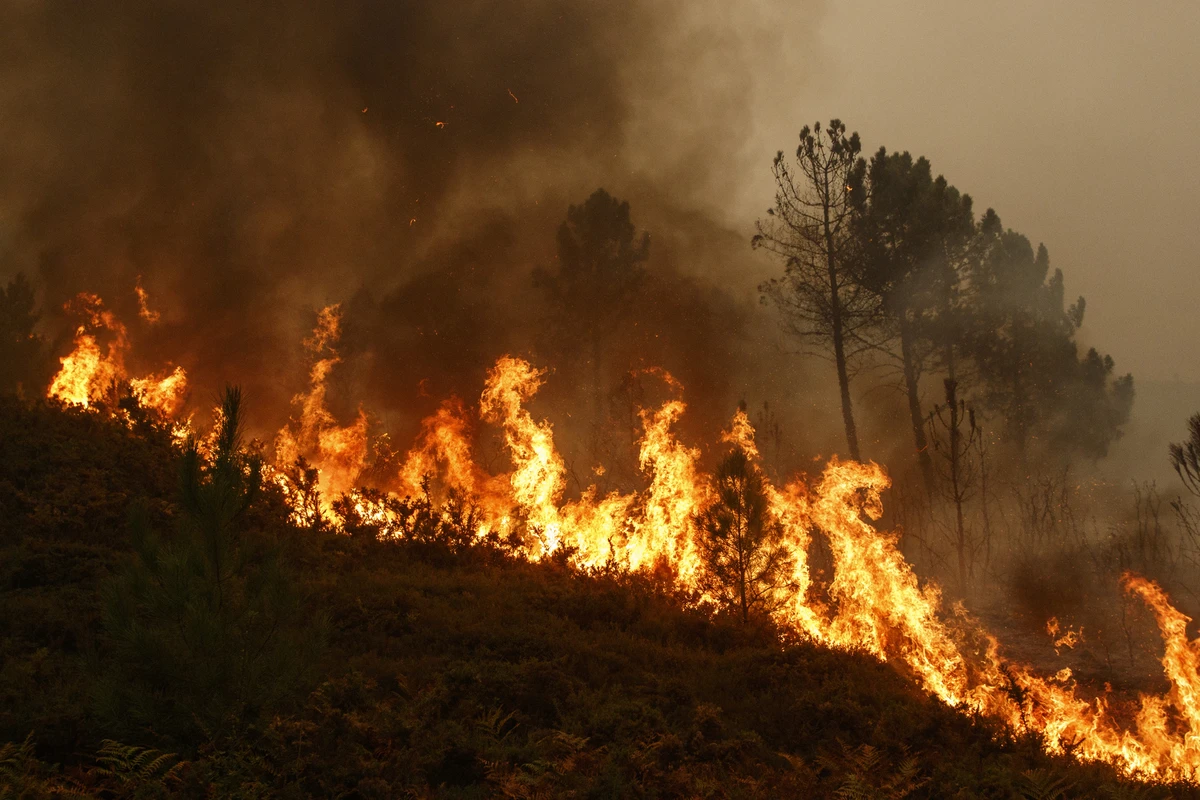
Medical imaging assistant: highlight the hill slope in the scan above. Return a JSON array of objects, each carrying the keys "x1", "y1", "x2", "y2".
[{"x1": 0, "y1": 398, "x2": 1189, "y2": 797}]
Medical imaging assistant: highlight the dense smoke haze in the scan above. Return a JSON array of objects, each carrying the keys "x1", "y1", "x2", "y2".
[
  {"x1": 0, "y1": 0, "x2": 832, "y2": 454},
  {"x1": 0, "y1": 0, "x2": 1195, "y2": 476},
  {"x1": 11, "y1": 4, "x2": 1200, "y2": 791}
]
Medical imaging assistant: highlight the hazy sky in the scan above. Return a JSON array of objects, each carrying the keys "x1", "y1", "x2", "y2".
[
  {"x1": 1, "y1": 0, "x2": 1194, "y2": 419},
  {"x1": 746, "y1": 1, "x2": 1200, "y2": 384}
]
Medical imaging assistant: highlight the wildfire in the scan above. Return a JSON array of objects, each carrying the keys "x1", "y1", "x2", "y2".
[
  {"x1": 40, "y1": 299, "x2": 1200, "y2": 784},
  {"x1": 48, "y1": 293, "x2": 128, "y2": 408},
  {"x1": 48, "y1": 291, "x2": 189, "y2": 419},
  {"x1": 273, "y1": 305, "x2": 370, "y2": 520},
  {"x1": 134, "y1": 276, "x2": 160, "y2": 323},
  {"x1": 344, "y1": 358, "x2": 1200, "y2": 781},
  {"x1": 1047, "y1": 616, "x2": 1082, "y2": 652},
  {"x1": 130, "y1": 366, "x2": 189, "y2": 419}
]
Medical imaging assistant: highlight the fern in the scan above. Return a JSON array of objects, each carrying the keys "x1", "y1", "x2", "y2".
[
  {"x1": 0, "y1": 734, "x2": 92, "y2": 799},
  {"x1": 818, "y1": 742, "x2": 928, "y2": 800},
  {"x1": 1018, "y1": 768, "x2": 1074, "y2": 800},
  {"x1": 87, "y1": 739, "x2": 186, "y2": 792},
  {"x1": 476, "y1": 706, "x2": 519, "y2": 742}
]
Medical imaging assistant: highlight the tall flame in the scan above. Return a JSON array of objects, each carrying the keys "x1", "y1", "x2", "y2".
[
  {"x1": 129, "y1": 366, "x2": 189, "y2": 419},
  {"x1": 48, "y1": 293, "x2": 128, "y2": 408},
  {"x1": 48, "y1": 291, "x2": 188, "y2": 418},
  {"x1": 274, "y1": 305, "x2": 370, "y2": 514},
  {"x1": 43, "y1": 300, "x2": 1200, "y2": 783}
]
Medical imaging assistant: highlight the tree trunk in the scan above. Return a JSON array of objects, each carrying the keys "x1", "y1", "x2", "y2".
[
  {"x1": 899, "y1": 320, "x2": 933, "y2": 494},
  {"x1": 589, "y1": 330, "x2": 603, "y2": 461},
  {"x1": 944, "y1": 348, "x2": 968, "y2": 592},
  {"x1": 737, "y1": 509, "x2": 750, "y2": 624},
  {"x1": 831, "y1": 324, "x2": 860, "y2": 461},
  {"x1": 823, "y1": 178, "x2": 861, "y2": 461}
]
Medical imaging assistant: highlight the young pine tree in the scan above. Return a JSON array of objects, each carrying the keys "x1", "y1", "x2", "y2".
[
  {"x1": 98, "y1": 388, "x2": 322, "y2": 742},
  {"x1": 694, "y1": 448, "x2": 794, "y2": 623}
]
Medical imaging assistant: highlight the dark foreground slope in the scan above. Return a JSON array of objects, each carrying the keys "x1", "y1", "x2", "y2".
[{"x1": 0, "y1": 398, "x2": 1191, "y2": 798}]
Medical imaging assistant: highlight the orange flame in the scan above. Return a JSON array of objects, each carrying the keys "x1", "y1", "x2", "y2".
[
  {"x1": 134, "y1": 277, "x2": 160, "y2": 323},
  {"x1": 274, "y1": 305, "x2": 370, "y2": 520},
  {"x1": 129, "y1": 365, "x2": 189, "y2": 419},
  {"x1": 48, "y1": 293, "x2": 128, "y2": 408},
  {"x1": 172, "y1": 331, "x2": 1200, "y2": 783}
]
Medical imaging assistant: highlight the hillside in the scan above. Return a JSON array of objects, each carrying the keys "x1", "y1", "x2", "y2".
[{"x1": 0, "y1": 397, "x2": 1190, "y2": 798}]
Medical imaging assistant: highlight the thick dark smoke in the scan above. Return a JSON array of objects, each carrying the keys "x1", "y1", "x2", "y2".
[{"x1": 0, "y1": 0, "x2": 839, "y2": 468}]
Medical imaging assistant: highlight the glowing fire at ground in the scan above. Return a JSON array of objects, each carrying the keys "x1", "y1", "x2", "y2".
[
  {"x1": 43, "y1": 299, "x2": 1200, "y2": 783},
  {"x1": 47, "y1": 293, "x2": 128, "y2": 408},
  {"x1": 47, "y1": 291, "x2": 188, "y2": 419}
]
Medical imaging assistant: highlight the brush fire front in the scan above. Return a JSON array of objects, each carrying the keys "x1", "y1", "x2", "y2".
[{"x1": 40, "y1": 293, "x2": 1200, "y2": 784}]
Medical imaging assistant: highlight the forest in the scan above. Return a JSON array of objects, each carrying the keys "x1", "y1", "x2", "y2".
[{"x1": 2, "y1": 2, "x2": 1199, "y2": 797}]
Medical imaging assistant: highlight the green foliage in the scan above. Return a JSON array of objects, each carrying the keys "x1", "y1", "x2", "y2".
[
  {"x1": 0, "y1": 734, "x2": 185, "y2": 799},
  {"x1": 849, "y1": 147, "x2": 977, "y2": 491},
  {"x1": 0, "y1": 396, "x2": 178, "y2": 754},
  {"x1": 851, "y1": 146, "x2": 976, "y2": 347},
  {"x1": 85, "y1": 740, "x2": 186, "y2": 797},
  {"x1": 694, "y1": 448, "x2": 795, "y2": 623},
  {"x1": 0, "y1": 734, "x2": 67, "y2": 799},
  {"x1": 1017, "y1": 768, "x2": 1075, "y2": 800},
  {"x1": 96, "y1": 388, "x2": 323, "y2": 742},
  {"x1": 817, "y1": 742, "x2": 927, "y2": 799}
]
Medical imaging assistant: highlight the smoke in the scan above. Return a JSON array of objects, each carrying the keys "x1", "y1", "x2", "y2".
[{"x1": 0, "y1": 0, "x2": 840, "y2": 461}]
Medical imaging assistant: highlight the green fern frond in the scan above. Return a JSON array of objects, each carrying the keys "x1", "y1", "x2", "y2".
[
  {"x1": 1018, "y1": 768, "x2": 1074, "y2": 800},
  {"x1": 820, "y1": 742, "x2": 928, "y2": 800},
  {"x1": 88, "y1": 739, "x2": 185, "y2": 790}
]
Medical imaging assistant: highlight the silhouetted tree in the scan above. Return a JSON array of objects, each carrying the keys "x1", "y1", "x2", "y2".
[
  {"x1": 927, "y1": 378, "x2": 982, "y2": 591},
  {"x1": 964, "y1": 212, "x2": 1132, "y2": 461},
  {"x1": 850, "y1": 149, "x2": 975, "y2": 493},
  {"x1": 756, "y1": 120, "x2": 875, "y2": 460},
  {"x1": 98, "y1": 388, "x2": 322, "y2": 741},
  {"x1": 535, "y1": 189, "x2": 648, "y2": 446},
  {"x1": 694, "y1": 448, "x2": 794, "y2": 623},
  {"x1": 1170, "y1": 413, "x2": 1200, "y2": 498},
  {"x1": 1170, "y1": 413, "x2": 1200, "y2": 555},
  {"x1": 0, "y1": 273, "x2": 47, "y2": 397}
]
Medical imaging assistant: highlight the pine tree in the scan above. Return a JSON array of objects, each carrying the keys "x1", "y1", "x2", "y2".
[
  {"x1": 964, "y1": 213, "x2": 1133, "y2": 462},
  {"x1": 756, "y1": 120, "x2": 877, "y2": 461},
  {"x1": 850, "y1": 149, "x2": 975, "y2": 494},
  {"x1": 694, "y1": 448, "x2": 794, "y2": 623},
  {"x1": 534, "y1": 188, "x2": 649, "y2": 456},
  {"x1": 98, "y1": 388, "x2": 322, "y2": 742}
]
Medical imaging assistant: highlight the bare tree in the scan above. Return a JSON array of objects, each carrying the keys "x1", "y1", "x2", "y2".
[
  {"x1": 1170, "y1": 413, "x2": 1200, "y2": 497},
  {"x1": 928, "y1": 377, "x2": 982, "y2": 591},
  {"x1": 1170, "y1": 414, "x2": 1200, "y2": 564},
  {"x1": 755, "y1": 120, "x2": 878, "y2": 461}
]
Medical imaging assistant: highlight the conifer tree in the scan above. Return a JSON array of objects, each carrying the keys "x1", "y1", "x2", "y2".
[
  {"x1": 694, "y1": 448, "x2": 794, "y2": 623},
  {"x1": 756, "y1": 120, "x2": 876, "y2": 461},
  {"x1": 98, "y1": 388, "x2": 322, "y2": 741}
]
